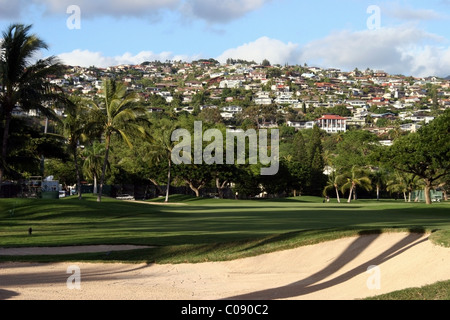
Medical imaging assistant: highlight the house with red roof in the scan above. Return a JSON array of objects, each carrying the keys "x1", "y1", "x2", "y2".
[{"x1": 317, "y1": 114, "x2": 347, "y2": 134}]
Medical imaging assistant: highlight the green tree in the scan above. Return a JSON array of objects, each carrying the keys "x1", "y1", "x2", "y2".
[
  {"x1": 262, "y1": 59, "x2": 271, "y2": 67},
  {"x1": 333, "y1": 130, "x2": 379, "y2": 170},
  {"x1": 307, "y1": 125, "x2": 326, "y2": 195},
  {"x1": 370, "y1": 168, "x2": 388, "y2": 201},
  {"x1": 63, "y1": 98, "x2": 93, "y2": 199},
  {"x1": 82, "y1": 142, "x2": 107, "y2": 195},
  {"x1": 340, "y1": 166, "x2": 372, "y2": 203},
  {"x1": 0, "y1": 24, "x2": 64, "y2": 188},
  {"x1": 386, "y1": 171, "x2": 422, "y2": 202},
  {"x1": 323, "y1": 171, "x2": 343, "y2": 203},
  {"x1": 379, "y1": 110, "x2": 450, "y2": 204},
  {"x1": 148, "y1": 118, "x2": 179, "y2": 202},
  {"x1": 88, "y1": 79, "x2": 150, "y2": 202}
]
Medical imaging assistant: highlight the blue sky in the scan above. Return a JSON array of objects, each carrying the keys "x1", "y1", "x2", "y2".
[{"x1": 1, "y1": 0, "x2": 449, "y2": 77}]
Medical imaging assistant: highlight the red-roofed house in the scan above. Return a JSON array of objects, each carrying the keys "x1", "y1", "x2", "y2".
[{"x1": 317, "y1": 114, "x2": 347, "y2": 133}]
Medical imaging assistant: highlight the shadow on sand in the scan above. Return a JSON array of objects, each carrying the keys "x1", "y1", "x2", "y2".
[{"x1": 226, "y1": 232, "x2": 427, "y2": 300}]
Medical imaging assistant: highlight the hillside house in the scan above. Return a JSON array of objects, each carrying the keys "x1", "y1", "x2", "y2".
[{"x1": 317, "y1": 114, "x2": 347, "y2": 133}]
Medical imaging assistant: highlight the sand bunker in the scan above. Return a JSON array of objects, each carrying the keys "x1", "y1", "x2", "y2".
[{"x1": 1, "y1": 232, "x2": 449, "y2": 300}]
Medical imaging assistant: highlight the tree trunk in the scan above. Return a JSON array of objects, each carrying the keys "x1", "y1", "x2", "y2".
[
  {"x1": 192, "y1": 187, "x2": 200, "y2": 198},
  {"x1": 335, "y1": 186, "x2": 340, "y2": 203},
  {"x1": 149, "y1": 178, "x2": 164, "y2": 196},
  {"x1": 98, "y1": 135, "x2": 111, "y2": 203},
  {"x1": 0, "y1": 113, "x2": 12, "y2": 194},
  {"x1": 165, "y1": 159, "x2": 171, "y2": 203},
  {"x1": 185, "y1": 180, "x2": 203, "y2": 198},
  {"x1": 216, "y1": 178, "x2": 228, "y2": 199},
  {"x1": 93, "y1": 174, "x2": 98, "y2": 194},
  {"x1": 403, "y1": 192, "x2": 407, "y2": 202},
  {"x1": 347, "y1": 186, "x2": 354, "y2": 203},
  {"x1": 424, "y1": 181, "x2": 432, "y2": 205},
  {"x1": 73, "y1": 146, "x2": 82, "y2": 200},
  {"x1": 376, "y1": 186, "x2": 380, "y2": 201}
]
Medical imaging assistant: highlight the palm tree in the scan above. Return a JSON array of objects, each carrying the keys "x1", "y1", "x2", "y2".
[
  {"x1": 0, "y1": 24, "x2": 64, "y2": 189},
  {"x1": 87, "y1": 79, "x2": 150, "y2": 202},
  {"x1": 340, "y1": 166, "x2": 372, "y2": 203},
  {"x1": 63, "y1": 99, "x2": 91, "y2": 200},
  {"x1": 370, "y1": 168, "x2": 388, "y2": 201},
  {"x1": 82, "y1": 142, "x2": 107, "y2": 195},
  {"x1": 386, "y1": 171, "x2": 422, "y2": 202},
  {"x1": 323, "y1": 170, "x2": 343, "y2": 203},
  {"x1": 148, "y1": 118, "x2": 179, "y2": 203}
]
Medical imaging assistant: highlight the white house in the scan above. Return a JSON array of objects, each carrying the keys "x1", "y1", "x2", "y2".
[
  {"x1": 287, "y1": 121, "x2": 315, "y2": 130},
  {"x1": 219, "y1": 80, "x2": 243, "y2": 89},
  {"x1": 254, "y1": 92, "x2": 273, "y2": 105},
  {"x1": 222, "y1": 106, "x2": 243, "y2": 114},
  {"x1": 317, "y1": 114, "x2": 347, "y2": 133}
]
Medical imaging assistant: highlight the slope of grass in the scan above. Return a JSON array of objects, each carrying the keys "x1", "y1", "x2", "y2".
[
  {"x1": 0, "y1": 194, "x2": 449, "y2": 263},
  {"x1": 365, "y1": 280, "x2": 450, "y2": 300}
]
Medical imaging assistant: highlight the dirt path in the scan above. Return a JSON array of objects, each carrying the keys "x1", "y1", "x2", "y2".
[{"x1": 1, "y1": 232, "x2": 449, "y2": 300}]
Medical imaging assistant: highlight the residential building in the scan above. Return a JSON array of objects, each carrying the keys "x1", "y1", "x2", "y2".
[{"x1": 317, "y1": 114, "x2": 347, "y2": 133}]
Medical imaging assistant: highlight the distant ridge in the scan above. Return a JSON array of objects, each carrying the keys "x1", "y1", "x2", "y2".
[{"x1": 445, "y1": 76, "x2": 450, "y2": 80}]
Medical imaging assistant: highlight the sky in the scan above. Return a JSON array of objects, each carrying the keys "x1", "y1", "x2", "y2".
[{"x1": 1, "y1": 0, "x2": 450, "y2": 77}]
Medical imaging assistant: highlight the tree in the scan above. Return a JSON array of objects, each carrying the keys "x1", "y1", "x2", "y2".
[
  {"x1": 370, "y1": 168, "x2": 388, "y2": 201},
  {"x1": 379, "y1": 110, "x2": 450, "y2": 204},
  {"x1": 148, "y1": 118, "x2": 179, "y2": 202},
  {"x1": 333, "y1": 130, "x2": 379, "y2": 170},
  {"x1": 0, "y1": 24, "x2": 64, "y2": 190},
  {"x1": 323, "y1": 171, "x2": 343, "y2": 203},
  {"x1": 386, "y1": 171, "x2": 422, "y2": 202},
  {"x1": 307, "y1": 125, "x2": 326, "y2": 195},
  {"x1": 285, "y1": 131, "x2": 310, "y2": 196},
  {"x1": 63, "y1": 98, "x2": 93, "y2": 199},
  {"x1": 262, "y1": 59, "x2": 271, "y2": 67},
  {"x1": 82, "y1": 142, "x2": 106, "y2": 194},
  {"x1": 174, "y1": 163, "x2": 213, "y2": 197},
  {"x1": 340, "y1": 166, "x2": 372, "y2": 203},
  {"x1": 88, "y1": 79, "x2": 150, "y2": 202}
]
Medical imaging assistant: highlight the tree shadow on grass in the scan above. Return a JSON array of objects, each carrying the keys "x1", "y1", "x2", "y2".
[{"x1": 225, "y1": 232, "x2": 427, "y2": 300}]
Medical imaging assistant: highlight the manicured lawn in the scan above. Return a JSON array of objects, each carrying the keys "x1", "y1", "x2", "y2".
[
  {"x1": 0, "y1": 194, "x2": 449, "y2": 264},
  {"x1": 365, "y1": 280, "x2": 450, "y2": 300}
]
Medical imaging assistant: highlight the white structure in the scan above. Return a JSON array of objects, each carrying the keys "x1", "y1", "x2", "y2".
[
  {"x1": 254, "y1": 91, "x2": 273, "y2": 105},
  {"x1": 287, "y1": 121, "x2": 315, "y2": 130},
  {"x1": 317, "y1": 115, "x2": 347, "y2": 133},
  {"x1": 219, "y1": 80, "x2": 243, "y2": 89}
]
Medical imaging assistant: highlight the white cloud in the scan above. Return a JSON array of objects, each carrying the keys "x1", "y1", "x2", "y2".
[
  {"x1": 181, "y1": 0, "x2": 273, "y2": 23},
  {"x1": 215, "y1": 27, "x2": 450, "y2": 77},
  {"x1": 57, "y1": 49, "x2": 200, "y2": 67},
  {"x1": 0, "y1": 0, "x2": 29, "y2": 19},
  {"x1": 383, "y1": 4, "x2": 446, "y2": 21},
  {"x1": 26, "y1": 0, "x2": 273, "y2": 22},
  {"x1": 297, "y1": 26, "x2": 449, "y2": 77},
  {"x1": 32, "y1": 0, "x2": 179, "y2": 18},
  {"x1": 216, "y1": 36, "x2": 299, "y2": 65}
]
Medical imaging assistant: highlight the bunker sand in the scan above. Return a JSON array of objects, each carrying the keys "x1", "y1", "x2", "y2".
[{"x1": 1, "y1": 232, "x2": 449, "y2": 300}]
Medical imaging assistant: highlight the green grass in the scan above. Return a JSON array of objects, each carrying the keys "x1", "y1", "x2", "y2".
[
  {"x1": 365, "y1": 280, "x2": 450, "y2": 300},
  {"x1": 1, "y1": 194, "x2": 449, "y2": 264},
  {"x1": 1, "y1": 194, "x2": 449, "y2": 300}
]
